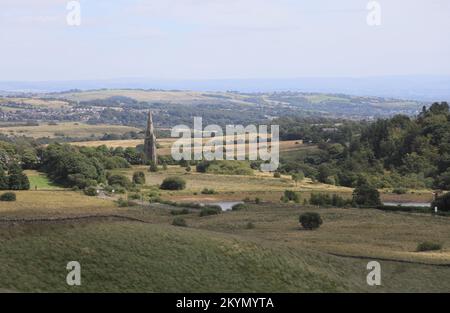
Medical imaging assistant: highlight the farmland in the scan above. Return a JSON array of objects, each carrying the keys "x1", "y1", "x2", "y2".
[{"x1": 0, "y1": 122, "x2": 140, "y2": 139}]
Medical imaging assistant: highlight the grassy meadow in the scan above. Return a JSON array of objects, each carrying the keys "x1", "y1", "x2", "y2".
[{"x1": 0, "y1": 122, "x2": 140, "y2": 139}]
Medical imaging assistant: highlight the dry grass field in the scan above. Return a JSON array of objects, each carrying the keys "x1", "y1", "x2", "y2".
[
  {"x1": 52, "y1": 89, "x2": 257, "y2": 106},
  {"x1": 188, "y1": 204, "x2": 450, "y2": 265},
  {"x1": 70, "y1": 137, "x2": 304, "y2": 157},
  {"x1": 0, "y1": 122, "x2": 140, "y2": 138},
  {"x1": 0, "y1": 97, "x2": 70, "y2": 109},
  {"x1": 0, "y1": 191, "x2": 117, "y2": 218}
]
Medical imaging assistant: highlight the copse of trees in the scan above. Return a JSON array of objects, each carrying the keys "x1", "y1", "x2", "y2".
[
  {"x1": 0, "y1": 165, "x2": 30, "y2": 190},
  {"x1": 432, "y1": 192, "x2": 450, "y2": 212},
  {"x1": 38, "y1": 143, "x2": 144, "y2": 189},
  {"x1": 309, "y1": 193, "x2": 351, "y2": 207},
  {"x1": 40, "y1": 144, "x2": 105, "y2": 188},
  {"x1": 278, "y1": 102, "x2": 450, "y2": 190},
  {"x1": 352, "y1": 180, "x2": 381, "y2": 207}
]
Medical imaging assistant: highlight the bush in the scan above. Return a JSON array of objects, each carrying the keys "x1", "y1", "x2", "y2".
[
  {"x1": 352, "y1": 183, "x2": 381, "y2": 207},
  {"x1": 392, "y1": 187, "x2": 408, "y2": 195},
  {"x1": 232, "y1": 203, "x2": 248, "y2": 211},
  {"x1": 416, "y1": 242, "x2": 442, "y2": 252},
  {"x1": 273, "y1": 172, "x2": 281, "y2": 178},
  {"x1": 299, "y1": 212, "x2": 323, "y2": 230},
  {"x1": 128, "y1": 193, "x2": 142, "y2": 200},
  {"x1": 132, "y1": 171, "x2": 146, "y2": 185},
  {"x1": 310, "y1": 193, "x2": 351, "y2": 207},
  {"x1": 116, "y1": 198, "x2": 138, "y2": 207},
  {"x1": 171, "y1": 208, "x2": 190, "y2": 215},
  {"x1": 149, "y1": 162, "x2": 158, "y2": 172},
  {"x1": 199, "y1": 205, "x2": 222, "y2": 217},
  {"x1": 0, "y1": 192, "x2": 16, "y2": 202},
  {"x1": 160, "y1": 177, "x2": 186, "y2": 190},
  {"x1": 107, "y1": 174, "x2": 131, "y2": 189},
  {"x1": 245, "y1": 222, "x2": 255, "y2": 229},
  {"x1": 201, "y1": 188, "x2": 216, "y2": 195},
  {"x1": 110, "y1": 185, "x2": 126, "y2": 194},
  {"x1": 84, "y1": 186, "x2": 98, "y2": 196},
  {"x1": 281, "y1": 190, "x2": 300, "y2": 203},
  {"x1": 172, "y1": 217, "x2": 187, "y2": 227},
  {"x1": 196, "y1": 160, "x2": 253, "y2": 176}
]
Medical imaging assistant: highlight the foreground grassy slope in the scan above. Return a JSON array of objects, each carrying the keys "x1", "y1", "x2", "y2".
[
  {"x1": 0, "y1": 221, "x2": 349, "y2": 292},
  {"x1": 1, "y1": 219, "x2": 449, "y2": 292},
  {"x1": 1, "y1": 196, "x2": 450, "y2": 292}
]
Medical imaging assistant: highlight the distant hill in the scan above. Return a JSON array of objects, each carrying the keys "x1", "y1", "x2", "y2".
[
  {"x1": 1, "y1": 75, "x2": 450, "y2": 101},
  {"x1": 0, "y1": 89, "x2": 426, "y2": 128}
]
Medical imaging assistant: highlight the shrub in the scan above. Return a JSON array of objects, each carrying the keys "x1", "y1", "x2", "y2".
[
  {"x1": 116, "y1": 198, "x2": 138, "y2": 207},
  {"x1": 416, "y1": 242, "x2": 442, "y2": 252},
  {"x1": 281, "y1": 190, "x2": 300, "y2": 203},
  {"x1": 107, "y1": 174, "x2": 131, "y2": 189},
  {"x1": 0, "y1": 192, "x2": 16, "y2": 202},
  {"x1": 255, "y1": 197, "x2": 261, "y2": 204},
  {"x1": 149, "y1": 162, "x2": 158, "y2": 172},
  {"x1": 352, "y1": 183, "x2": 381, "y2": 207},
  {"x1": 199, "y1": 205, "x2": 222, "y2": 217},
  {"x1": 171, "y1": 208, "x2": 190, "y2": 215},
  {"x1": 128, "y1": 193, "x2": 142, "y2": 200},
  {"x1": 273, "y1": 172, "x2": 281, "y2": 178},
  {"x1": 299, "y1": 212, "x2": 323, "y2": 230},
  {"x1": 132, "y1": 171, "x2": 146, "y2": 185},
  {"x1": 201, "y1": 188, "x2": 216, "y2": 195},
  {"x1": 111, "y1": 185, "x2": 126, "y2": 194},
  {"x1": 185, "y1": 166, "x2": 191, "y2": 172},
  {"x1": 232, "y1": 203, "x2": 248, "y2": 211},
  {"x1": 172, "y1": 217, "x2": 187, "y2": 227},
  {"x1": 160, "y1": 177, "x2": 186, "y2": 190},
  {"x1": 245, "y1": 222, "x2": 255, "y2": 229},
  {"x1": 84, "y1": 186, "x2": 98, "y2": 196},
  {"x1": 392, "y1": 187, "x2": 408, "y2": 195},
  {"x1": 196, "y1": 160, "x2": 253, "y2": 175}
]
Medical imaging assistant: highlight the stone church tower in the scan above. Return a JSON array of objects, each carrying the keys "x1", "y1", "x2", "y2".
[{"x1": 144, "y1": 111, "x2": 157, "y2": 164}]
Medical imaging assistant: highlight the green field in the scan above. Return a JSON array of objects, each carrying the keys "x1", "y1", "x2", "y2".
[{"x1": 25, "y1": 170, "x2": 62, "y2": 190}]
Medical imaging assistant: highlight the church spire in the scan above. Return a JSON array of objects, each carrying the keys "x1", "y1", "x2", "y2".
[{"x1": 144, "y1": 111, "x2": 157, "y2": 165}]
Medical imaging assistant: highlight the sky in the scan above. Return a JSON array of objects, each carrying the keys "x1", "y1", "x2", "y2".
[{"x1": 1, "y1": 0, "x2": 450, "y2": 81}]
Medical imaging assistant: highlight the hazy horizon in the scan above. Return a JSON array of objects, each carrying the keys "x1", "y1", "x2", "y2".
[{"x1": 1, "y1": 0, "x2": 450, "y2": 82}]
